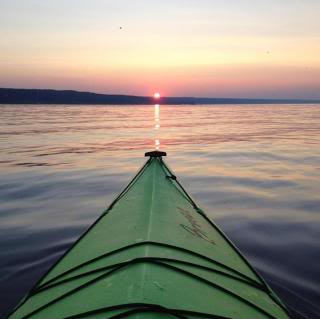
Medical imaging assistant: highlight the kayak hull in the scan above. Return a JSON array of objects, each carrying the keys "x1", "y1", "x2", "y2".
[{"x1": 8, "y1": 155, "x2": 290, "y2": 319}]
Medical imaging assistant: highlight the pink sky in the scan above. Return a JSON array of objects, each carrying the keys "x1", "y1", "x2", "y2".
[{"x1": 1, "y1": 0, "x2": 320, "y2": 98}]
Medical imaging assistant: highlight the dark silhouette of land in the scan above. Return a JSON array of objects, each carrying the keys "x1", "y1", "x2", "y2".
[{"x1": 0, "y1": 88, "x2": 319, "y2": 105}]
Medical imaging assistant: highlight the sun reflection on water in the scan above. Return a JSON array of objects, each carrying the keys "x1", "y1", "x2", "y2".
[
  {"x1": 155, "y1": 139, "x2": 160, "y2": 150},
  {"x1": 154, "y1": 103, "x2": 160, "y2": 149}
]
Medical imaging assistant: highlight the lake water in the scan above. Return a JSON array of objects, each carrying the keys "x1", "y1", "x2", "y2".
[{"x1": 0, "y1": 104, "x2": 319, "y2": 318}]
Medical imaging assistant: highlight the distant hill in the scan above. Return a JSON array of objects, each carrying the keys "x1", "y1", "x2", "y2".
[{"x1": 0, "y1": 88, "x2": 319, "y2": 105}]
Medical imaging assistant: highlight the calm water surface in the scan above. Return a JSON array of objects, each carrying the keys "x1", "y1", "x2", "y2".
[{"x1": 0, "y1": 104, "x2": 319, "y2": 318}]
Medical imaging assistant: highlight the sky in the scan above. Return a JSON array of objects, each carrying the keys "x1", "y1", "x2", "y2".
[{"x1": 1, "y1": 0, "x2": 320, "y2": 98}]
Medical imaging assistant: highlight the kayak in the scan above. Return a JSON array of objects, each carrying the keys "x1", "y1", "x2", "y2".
[{"x1": 8, "y1": 151, "x2": 291, "y2": 319}]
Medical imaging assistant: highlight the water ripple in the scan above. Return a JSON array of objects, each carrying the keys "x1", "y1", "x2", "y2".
[{"x1": 0, "y1": 104, "x2": 319, "y2": 318}]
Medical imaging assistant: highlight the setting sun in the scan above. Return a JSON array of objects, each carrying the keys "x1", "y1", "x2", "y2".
[{"x1": 153, "y1": 92, "x2": 161, "y2": 99}]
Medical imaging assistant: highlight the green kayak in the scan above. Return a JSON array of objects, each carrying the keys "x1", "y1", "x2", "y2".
[{"x1": 8, "y1": 151, "x2": 291, "y2": 319}]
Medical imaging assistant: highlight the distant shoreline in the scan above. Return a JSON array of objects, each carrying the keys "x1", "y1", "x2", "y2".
[{"x1": 0, "y1": 88, "x2": 319, "y2": 105}]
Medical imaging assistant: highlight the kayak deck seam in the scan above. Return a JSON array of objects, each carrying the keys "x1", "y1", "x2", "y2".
[
  {"x1": 63, "y1": 303, "x2": 232, "y2": 319},
  {"x1": 35, "y1": 241, "x2": 263, "y2": 293},
  {"x1": 32, "y1": 256, "x2": 267, "y2": 296},
  {"x1": 20, "y1": 259, "x2": 280, "y2": 319}
]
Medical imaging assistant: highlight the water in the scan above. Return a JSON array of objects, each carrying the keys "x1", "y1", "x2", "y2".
[{"x1": 0, "y1": 104, "x2": 319, "y2": 318}]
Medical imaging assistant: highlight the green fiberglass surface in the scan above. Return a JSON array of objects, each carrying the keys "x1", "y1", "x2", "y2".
[{"x1": 8, "y1": 154, "x2": 290, "y2": 319}]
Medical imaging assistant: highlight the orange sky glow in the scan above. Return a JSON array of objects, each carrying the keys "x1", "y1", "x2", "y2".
[{"x1": 1, "y1": 0, "x2": 320, "y2": 98}]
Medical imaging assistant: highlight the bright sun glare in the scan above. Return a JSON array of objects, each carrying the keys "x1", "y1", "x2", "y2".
[{"x1": 153, "y1": 92, "x2": 161, "y2": 99}]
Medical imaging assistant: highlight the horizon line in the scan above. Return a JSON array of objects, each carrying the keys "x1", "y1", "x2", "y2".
[{"x1": 1, "y1": 87, "x2": 320, "y2": 103}]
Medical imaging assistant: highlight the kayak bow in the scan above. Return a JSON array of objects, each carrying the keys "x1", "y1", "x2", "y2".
[{"x1": 8, "y1": 151, "x2": 290, "y2": 319}]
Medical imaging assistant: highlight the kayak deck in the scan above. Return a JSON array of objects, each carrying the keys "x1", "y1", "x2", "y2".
[{"x1": 8, "y1": 154, "x2": 290, "y2": 319}]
